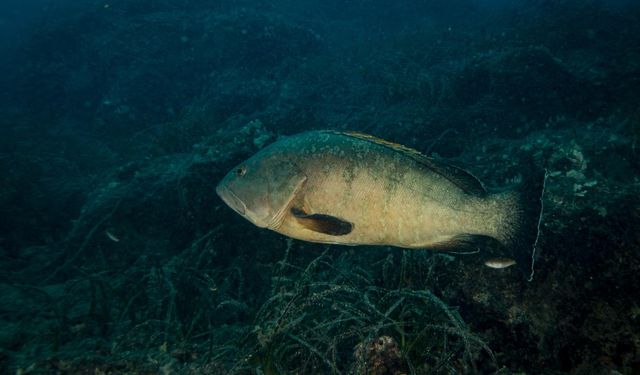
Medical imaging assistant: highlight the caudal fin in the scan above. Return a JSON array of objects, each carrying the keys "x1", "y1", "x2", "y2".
[{"x1": 507, "y1": 168, "x2": 547, "y2": 281}]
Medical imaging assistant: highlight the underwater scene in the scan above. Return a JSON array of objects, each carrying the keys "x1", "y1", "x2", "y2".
[{"x1": 1, "y1": 0, "x2": 639, "y2": 373}]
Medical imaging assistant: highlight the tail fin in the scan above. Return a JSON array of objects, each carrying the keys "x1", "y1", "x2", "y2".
[{"x1": 508, "y1": 168, "x2": 547, "y2": 281}]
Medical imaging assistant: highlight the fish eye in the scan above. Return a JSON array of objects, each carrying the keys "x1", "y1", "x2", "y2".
[{"x1": 236, "y1": 166, "x2": 247, "y2": 177}]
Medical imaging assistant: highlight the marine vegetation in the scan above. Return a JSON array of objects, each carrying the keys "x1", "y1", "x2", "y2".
[{"x1": 231, "y1": 245, "x2": 493, "y2": 374}]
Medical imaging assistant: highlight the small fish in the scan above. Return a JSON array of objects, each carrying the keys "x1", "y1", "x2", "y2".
[
  {"x1": 216, "y1": 131, "x2": 544, "y2": 273},
  {"x1": 105, "y1": 230, "x2": 120, "y2": 242},
  {"x1": 484, "y1": 258, "x2": 517, "y2": 269}
]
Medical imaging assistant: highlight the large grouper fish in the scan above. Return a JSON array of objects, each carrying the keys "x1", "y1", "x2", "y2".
[{"x1": 216, "y1": 130, "x2": 544, "y2": 275}]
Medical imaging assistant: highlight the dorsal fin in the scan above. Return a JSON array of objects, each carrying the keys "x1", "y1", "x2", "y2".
[
  {"x1": 325, "y1": 130, "x2": 487, "y2": 196},
  {"x1": 335, "y1": 131, "x2": 428, "y2": 159}
]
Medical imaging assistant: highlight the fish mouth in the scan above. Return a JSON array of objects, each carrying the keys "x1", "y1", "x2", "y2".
[{"x1": 216, "y1": 184, "x2": 246, "y2": 216}]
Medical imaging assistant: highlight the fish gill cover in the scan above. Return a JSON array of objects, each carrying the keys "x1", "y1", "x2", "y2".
[{"x1": 0, "y1": 0, "x2": 639, "y2": 373}]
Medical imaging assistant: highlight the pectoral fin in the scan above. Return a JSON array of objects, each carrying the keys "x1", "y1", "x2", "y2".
[{"x1": 291, "y1": 207, "x2": 353, "y2": 236}]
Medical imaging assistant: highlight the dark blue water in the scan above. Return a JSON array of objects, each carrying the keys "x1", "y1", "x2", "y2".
[{"x1": 1, "y1": 0, "x2": 638, "y2": 373}]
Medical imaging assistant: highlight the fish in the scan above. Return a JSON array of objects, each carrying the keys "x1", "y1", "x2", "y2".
[
  {"x1": 216, "y1": 130, "x2": 544, "y2": 273},
  {"x1": 484, "y1": 258, "x2": 517, "y2": 269},
  {"x1": 105, "y1": 230, "x2": 120, "y2": 242}
]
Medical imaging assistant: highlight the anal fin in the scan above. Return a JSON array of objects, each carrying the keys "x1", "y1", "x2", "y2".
[
  {"x1": 428, "y1": 234, "x2": 497, "y2": 253},
  {"x1": 429, "y1": 234, "x2": 516, "y2": 268}
]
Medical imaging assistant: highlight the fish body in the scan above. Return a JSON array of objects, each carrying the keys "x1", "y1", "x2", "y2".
[{"x1": 217, "y1": 131, "x2": 543, "y2": 269}]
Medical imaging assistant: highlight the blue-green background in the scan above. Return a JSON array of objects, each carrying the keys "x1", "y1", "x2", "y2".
[{"x1": 0, "y1": 0, "x2": 638, "y2": 373}]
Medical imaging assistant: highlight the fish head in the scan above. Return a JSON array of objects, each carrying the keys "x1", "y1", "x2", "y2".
[{"x1": 216, "y1": 152, "x2": 306, "y2": 229}]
